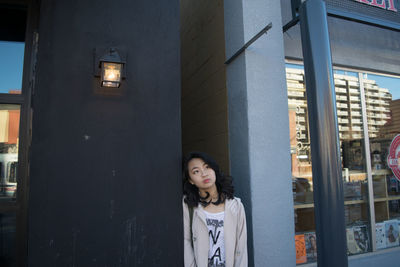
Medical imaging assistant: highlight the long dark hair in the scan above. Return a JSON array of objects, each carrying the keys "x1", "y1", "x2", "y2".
[{"x1": 183, "y1": 151, "x2": 234, "y2": 208}]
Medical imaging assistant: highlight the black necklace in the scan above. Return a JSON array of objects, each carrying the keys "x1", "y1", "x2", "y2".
[{"x1": 199, "y1": 192, "x2": 224, "y2": 207}]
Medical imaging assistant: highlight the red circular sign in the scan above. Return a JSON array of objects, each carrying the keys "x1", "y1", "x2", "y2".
[{"x1": 387, "y1": 134, "x2": 400, "y2": 181}]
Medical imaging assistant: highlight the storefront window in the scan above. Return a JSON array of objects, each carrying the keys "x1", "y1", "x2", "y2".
[
  {"x1": 0, "y1": 5, "x2": 29, "y2": 265},
  {"x1": 0, "y1": 104, "x2": 20, "y2": 202},
  {"x1": 364, "y1": 73, "x2": 400, "y2": 249},
  {"x1": 334, "y1": 70, "x2": 371, "y2": 256},
  {"x1": 0, "y1": 41, "x2": 25, "y2": 94},
  {"x1": 288, "y1": 65, "x2": 400, "y2": 262},
  {"x1": 287, "y1": 64, "x2": 319, "y2": 264},
  {"x1": 287, "y1": 64, "x2": 379, "y2": 264}
]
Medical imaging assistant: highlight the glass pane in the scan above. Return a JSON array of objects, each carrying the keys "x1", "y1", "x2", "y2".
[
  {"x1": 287, "y1": 65, "x2": 374, "y2": 264},
  {"x1": 0, "y1": 213, "x2": 16, "y2": 267},
  {"x1": 0, "y1": 41, "x2": 25, "y2": 94},
  {"x1": 334, "y1": 70, "x2": 372, "y2": 256},
  {"x1": 365, "y1": 73, "x2": 400, "y2": 249},
  {"x1": 0, "y1": 105, "x2": 20, "y2": 201},
  {"x1": 286, "y1": 64, "x2": 317, "y2": 265}
]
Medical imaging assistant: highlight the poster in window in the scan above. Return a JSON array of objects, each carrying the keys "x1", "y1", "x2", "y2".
[
  {"x1": 353, "y1": 225, "x2": 369, "y2": 253},
  {"x1": 376, "y1": 222, "x2": 387, "y2": 249},
  {"x1": 304, "y1": 232, "x2": 317, "y2": 262},
  {"x1": 346, "y1": 228, "x2": 360, "y2": 255},
  {"x1": 384, "y1": 220, "x2": 399, "y2": 247},
  {"x1": 295, "y1": 234, "x2": 307, "y2": 264}
]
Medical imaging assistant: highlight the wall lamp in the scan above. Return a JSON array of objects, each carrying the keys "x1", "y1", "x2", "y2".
[{"x1": 94, "y1": 48, "x2": 125, "y2": 88}]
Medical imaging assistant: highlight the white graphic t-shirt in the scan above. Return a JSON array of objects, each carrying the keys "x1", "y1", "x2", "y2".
[{"x1": 204, "y1": 210, "x2": 225, "y2": 267}]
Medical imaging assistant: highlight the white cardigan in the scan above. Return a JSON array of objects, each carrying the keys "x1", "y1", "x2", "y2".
[{"x1": 183, "y1": 197, "x2": 248, "y2": 267}]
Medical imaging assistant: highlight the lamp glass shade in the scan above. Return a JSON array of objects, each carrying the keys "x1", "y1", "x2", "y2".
[{"x1": 101, "y1": 62, "x2": 122, "y2": 87}]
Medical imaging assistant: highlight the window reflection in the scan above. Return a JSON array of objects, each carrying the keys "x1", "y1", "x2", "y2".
[
  {"x1": 365, "y1": 73, "x2": 400, "y2": 249},
  {"x1": 0, "y1": 41, "x2": 25, "y2": 94},
  {"x1": 333, "y1": 72, "x2": 372, "y2": 253},
  {"x1": 287, "y1": 64, "x2": 377, "y2": 264},
  {"x1": 287, "y1": 65, "x2": 318, "y2": 264},
  {"x1": 0, "y1": 104, "x2": 20, "y2": 201},
  {"x1": 288, "y1": 65, "x2": 400, "y2": 261}
]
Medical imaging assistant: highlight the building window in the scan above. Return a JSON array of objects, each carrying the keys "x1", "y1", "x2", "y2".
[
  {"x1": 0, "y1": 3, "x2": 35, "y2": 265},
  {"x1": 287, "y1": 63, "x2": 400, "y2": 264},
  {"x1": 365, "y1": 73, "x2": 400, "y2": 249},
  {"x1": 0, "y1": 41, "x2": 24, "y2": 95},
  {"x1": 0, "y1": 104, "x2": 20, "y2": 201}
]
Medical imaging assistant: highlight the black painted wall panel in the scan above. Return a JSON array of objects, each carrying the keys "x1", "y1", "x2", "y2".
[{"x1": 28, "y1": 0, "x2": 182, "y2": 266}]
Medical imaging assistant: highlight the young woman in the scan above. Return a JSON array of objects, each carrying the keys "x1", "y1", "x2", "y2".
[{"x1": 182, "y1": 151, "x2": 247, "y2": 267}]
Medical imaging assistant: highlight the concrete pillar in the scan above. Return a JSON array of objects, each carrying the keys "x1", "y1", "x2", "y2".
[{"x1": 224, "y1": 1, "x2": 295, "y2": 266}]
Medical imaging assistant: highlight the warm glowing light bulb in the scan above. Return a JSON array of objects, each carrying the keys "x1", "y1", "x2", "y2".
[
  {"x1": 100, "y1": 54, "x2": 123, "y2": 88},
  {"x1": 106, "y1": 71, "x2": 116, "y2": 80}
]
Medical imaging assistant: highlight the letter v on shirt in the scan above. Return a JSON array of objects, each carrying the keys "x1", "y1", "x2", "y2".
[{"x1": 205, "y1": 210, "x2": 225, "y2": 267}]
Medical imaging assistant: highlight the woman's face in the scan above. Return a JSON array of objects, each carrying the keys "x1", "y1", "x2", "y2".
[{"x1": 187, "y1": 158, "x2": 216, "y2": 191}]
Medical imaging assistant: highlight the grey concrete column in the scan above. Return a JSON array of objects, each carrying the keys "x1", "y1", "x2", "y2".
[{"x1": 224, "y1": 1, "x2": 295, "y2": 266}]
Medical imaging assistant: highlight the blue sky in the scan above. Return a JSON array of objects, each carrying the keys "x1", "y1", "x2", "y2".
[{"x1": 0, "y1": 41, "x2": 25, "y2": 93}]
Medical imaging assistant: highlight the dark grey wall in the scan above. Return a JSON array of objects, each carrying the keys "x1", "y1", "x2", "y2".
[{"x1": 28, "y1": 0, "x2": 182, "y2": 266}]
